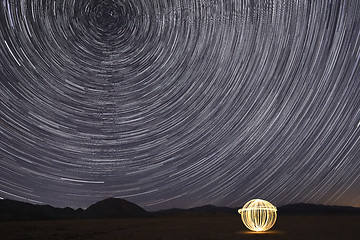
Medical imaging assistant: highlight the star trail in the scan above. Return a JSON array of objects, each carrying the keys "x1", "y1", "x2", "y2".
[{"x1": 1, "y1": 0, "x2": 360, "y2": 210}]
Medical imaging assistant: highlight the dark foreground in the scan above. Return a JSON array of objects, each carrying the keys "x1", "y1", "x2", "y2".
[{"x1": 1, "y1": 215, "x2": 359, "y2": 240}]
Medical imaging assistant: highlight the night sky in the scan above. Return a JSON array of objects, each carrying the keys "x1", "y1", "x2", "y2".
[{"x1": 1, "y1": 0, "x2": 360, "y2": 211}]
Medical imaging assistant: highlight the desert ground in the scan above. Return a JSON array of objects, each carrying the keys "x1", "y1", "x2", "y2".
[{"x1": 1, "y1": 215, "x2": 359, "y2": 240}]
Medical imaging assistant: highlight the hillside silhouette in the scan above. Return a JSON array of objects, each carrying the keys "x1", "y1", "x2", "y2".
[
  {"x1": 85, "y1": 197, "x2": 148, "y2": 218},
  {"x1": 1, "y1": 198, "x2": 359, "y2": 221}
]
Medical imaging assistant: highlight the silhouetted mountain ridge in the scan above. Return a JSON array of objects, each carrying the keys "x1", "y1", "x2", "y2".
[
  {"x1": 0, "y1": 197, "x2": 146, "y2": 221},
  {"x1": 0, "y1": 199, "x2": 84, "y2": 221},
  {"x1": 1, "y1": 198, "x2": 359, "y2": 221}
]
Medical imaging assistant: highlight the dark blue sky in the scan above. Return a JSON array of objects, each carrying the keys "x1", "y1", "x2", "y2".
[{"x1": 1, "y1": 0, "x2": 360, "y2": 210}]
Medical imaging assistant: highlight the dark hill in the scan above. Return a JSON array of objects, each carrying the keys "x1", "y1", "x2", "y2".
[{"x1": 85, "y1": 197, "x2": 148, "y2": 218}]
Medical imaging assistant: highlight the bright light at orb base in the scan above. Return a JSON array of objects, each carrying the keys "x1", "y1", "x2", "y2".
[{"x1": 238, "y1": 199, "x2": 277, "y2": 232}]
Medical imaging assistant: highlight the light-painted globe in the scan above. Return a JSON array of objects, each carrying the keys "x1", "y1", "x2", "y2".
[{"x1": 238, "y1": 199, "x2": 277, "y2": 232}]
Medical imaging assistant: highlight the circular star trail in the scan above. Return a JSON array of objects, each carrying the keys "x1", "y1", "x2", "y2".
[{"x1": 1, "y1": 0, "x2": 360, "y2": 210}]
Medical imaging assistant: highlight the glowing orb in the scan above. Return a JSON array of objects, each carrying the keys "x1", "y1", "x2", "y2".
[{"x1": 238, "y1": 199, "x2": 277, "y2": 232}]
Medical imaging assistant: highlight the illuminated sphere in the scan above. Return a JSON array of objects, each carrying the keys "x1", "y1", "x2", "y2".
[{"x1": 238, "y1": 199, "x2": 277, "y2": 232}]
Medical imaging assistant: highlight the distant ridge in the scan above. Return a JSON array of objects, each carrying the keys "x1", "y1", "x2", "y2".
[
  {"x1": 0, "y1": 198, "x2": 359, "y2": 221},
  {"x1": 154, "y1": 203, "x2": 360, "y2": 217},
  {"x1": 153, "y1": 204, "x2": 237, "y2": 217},
  {"x1": 277, "y1": 203, "x2": 360, "y2": 215}
]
